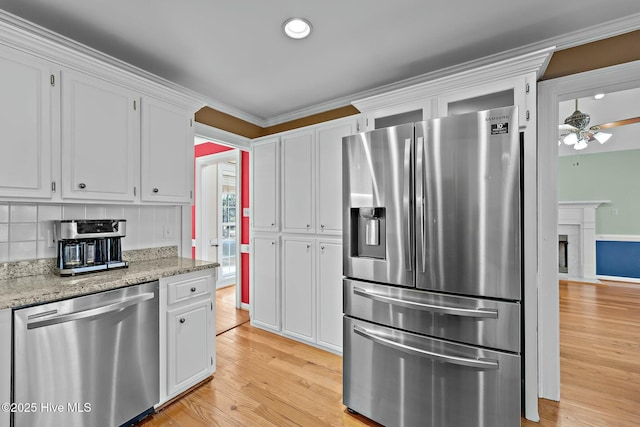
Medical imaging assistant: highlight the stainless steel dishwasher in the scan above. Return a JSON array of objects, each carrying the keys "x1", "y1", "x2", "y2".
[{"x1": 13, "y1": 281, "x2": 159, "y2": 427}]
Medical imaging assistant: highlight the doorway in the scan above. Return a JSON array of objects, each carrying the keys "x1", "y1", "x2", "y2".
[
  {"x1": 538, "y1": 61, "x2": 640, "y2": 400},
  {"x1": 194, "y1": 140, "x2": 242, "y2": 308}
]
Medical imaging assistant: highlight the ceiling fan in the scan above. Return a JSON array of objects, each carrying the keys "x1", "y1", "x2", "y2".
[{"x1": 558, "y1": 99, "x2": 640, "y2": 150}]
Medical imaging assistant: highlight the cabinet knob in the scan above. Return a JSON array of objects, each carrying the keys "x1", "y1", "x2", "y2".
[
  {"x1": 179, "y1": 318, "x2": 186, "y2": 324},
  {"x1": 78, "y1": 183, "x2": 86, "y2": 189},
  {"x1": 306, "y1": 224, "x2": 310, "y2": 228},
  {"x1": 320, "y1": 224, "x2": 325, "y2": 229},
  {"x1": 306, "y1": 244, "x2": 311, "y2": 249},
  {"x1": 321, "y1": 245, "x2": 325, "y2": 250},
  {"x1": 271, "y1": 223, "x2": 275, "y2": 227},
  {"x1": 153, "y1": 188, "x2": 159, "y2": 193},
  {"x1": 271, "y1": 241, "x2": 276, "y2": 245},
  {"x1": 190, "y1": 287, "x2": 196, "y2": 292}
]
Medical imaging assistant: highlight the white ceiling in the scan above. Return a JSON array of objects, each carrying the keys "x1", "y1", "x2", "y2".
[
  {"x1": 558, "y1": 87, "x2": 640, "y2": 156},
  {"x1": 1, "y1": 1, "x2": 639, "y2": 125}
]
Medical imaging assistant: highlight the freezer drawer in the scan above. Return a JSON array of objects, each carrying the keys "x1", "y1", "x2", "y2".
[
  {"x1": 343, "y1": 317, "x2": 520, "y2": 427},
  {"x1": 344, "y1": 279, "x2": 520, "y2": 352}
]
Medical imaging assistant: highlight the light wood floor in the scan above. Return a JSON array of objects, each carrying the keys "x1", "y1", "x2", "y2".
[
  {"x1": 521, "y1": 280, "x2": 640, "y2": 427},
  {"x1": 215, "y1": 285, "x2": 250, "y2": 335},
  {"x1": 141, "y1": 280, "x2": 640, "y2": 427}
]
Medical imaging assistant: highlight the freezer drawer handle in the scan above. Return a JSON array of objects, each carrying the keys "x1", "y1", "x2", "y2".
[
  {"x1": 26, "y1": 293, "x2": 155, "y2": 329},
  {"x1": 353, "y1": 325, "x2": 499, "y2": 370},
  {"x1": 353, "y1": 287, "x2": 498, "y2": 318}
]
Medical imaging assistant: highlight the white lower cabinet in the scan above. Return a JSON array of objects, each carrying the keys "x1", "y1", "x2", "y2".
[
  {"x1": 159, "y1": 270, "x2": 215, "y2": 406},
  {"x1": 252, "y1": 236, "x2": 343, "y2": 353},
  {"x1": 251, "y1": 235, "x2": 280, "y2": 332},
  {"x1": 316, "y1": 240, "x2": 343, "y2": 352},
  {"x1": 282, "y1": 237, "x2": 315, "y2": 342}
]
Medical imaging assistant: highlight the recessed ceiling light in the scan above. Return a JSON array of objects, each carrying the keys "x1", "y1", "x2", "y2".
[
  {"x1": 594, "y1": 93, "x2": 605, "y2": 100},
  {"x1": 283, "y1": 18, "x2": 312, "y2": 40}
]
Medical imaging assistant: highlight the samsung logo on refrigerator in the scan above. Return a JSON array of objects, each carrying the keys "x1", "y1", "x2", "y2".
[{"x1": 486, "y1": 115, "x2": 510, "y2": 121}]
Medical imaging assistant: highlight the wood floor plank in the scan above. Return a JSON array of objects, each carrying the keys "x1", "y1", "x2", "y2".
[{"x1": 215, "y1": 285, "x2": 250, "y2": 335}]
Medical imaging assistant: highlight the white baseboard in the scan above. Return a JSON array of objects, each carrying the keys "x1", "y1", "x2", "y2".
[
  {"x1": 597, "y1": 275, "x2": 640, "y2": 284},
  {"x1": 596, "y1": 234, "x2": 640, "y2": 242},
  {"x1": 240, "y1": 302, "x2": 250, "y2": 311}
]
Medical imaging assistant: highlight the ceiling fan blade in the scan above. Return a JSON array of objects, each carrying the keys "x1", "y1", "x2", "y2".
[
  {"x1": 559, "y1": 123, "x2": 578, "y2": 131},
  {"x1": 594, "y1": 116, "x2": 640, "y2": 129}
]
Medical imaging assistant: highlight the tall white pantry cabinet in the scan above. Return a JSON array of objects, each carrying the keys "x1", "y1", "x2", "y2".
[{"x1": 250, "y1": 116, "x2": 357, "y2": 353}]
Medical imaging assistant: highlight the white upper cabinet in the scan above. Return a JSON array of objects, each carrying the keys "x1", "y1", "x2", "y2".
[
  {"x1": 436, "y1": 76, "x2": 529, "y2": 127},
  {"x1": 316, "y1": 120, "x2": 355, "y2": 235},
  {"x1": 281, "y1": 131, "x2": 314, "y2": 234},
  {"x1": 252, "y1": 138, "x2": 279, "y2": 232},
  {"x1": 0, "y1": 45, "x2": 53, "y2": 199},
  {"x1": 141, "y1": 97, "x2": 194, "y2": 203},
  {"x1": 61, "y1": 69, "x2": 139, "y2": 202}
]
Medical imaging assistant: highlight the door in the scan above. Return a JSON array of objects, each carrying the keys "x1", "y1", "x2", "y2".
[
  {"x1": 251, "y1": 235, "x2": 280, "y2": 331},
  {"x1": 317, "y1": 240, "x2": 343, "y2": 351},
  {"x1": 141, "y1": 97, "x2": 193, "y2": 203},
  {"x1": 167, "y1": 300, "x2": 211, "y2": 396},
  {"x1": 316, "y1": 121, "x2": 354, "y2": 235},
  {"x1": 252, "y1": 139, "x2": 279, "y2": 232},
  {"x1": 0, "y1": 45, "x2": 53, "y2": 199},
  {"x1": 415, "y1": 107, "x2": 521, "y2": 300},
  {"x1": 217, "y1": 163, "x2": 237, "y2": 288},
  {"x1": 343, "y1": 123, "x2": 414, "y2": 287},
  {"x1": 282, "y1": 237, "x2": 314, "y2": 341},
  {"x1": 282, "y1": 131, "x2": 314, "y2": 233},
  {"x1": 61, "y1": 69, "x2": 138, "y2": 201}
]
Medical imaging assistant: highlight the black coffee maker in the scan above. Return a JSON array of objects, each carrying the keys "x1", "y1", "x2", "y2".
[{"x1": 54, "y1": 219, "x2": 128, "y2": 276}]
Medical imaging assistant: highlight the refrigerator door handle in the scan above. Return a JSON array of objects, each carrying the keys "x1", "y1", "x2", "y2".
[
  {"x1": 403, "y1": 138, "x2": 413, "y2": 272},
  {"x1": 353, "y1": 325, "x2": 499, "y2": 370},
  {"x1": 353, "y1": 287, "x2": 498, "y2": 318},
  {"x1": 416, "y1": 136, "x2": 426, "y2": 273}
]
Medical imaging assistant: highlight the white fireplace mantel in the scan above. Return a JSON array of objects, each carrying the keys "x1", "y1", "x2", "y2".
[{"x1": 558, "y1": 200, "x2": 609, "y2": 280}]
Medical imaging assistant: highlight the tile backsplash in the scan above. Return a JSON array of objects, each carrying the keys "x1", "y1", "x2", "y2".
[{"x1": 0, "y1": 202, "x2": 183, "y2": 262}]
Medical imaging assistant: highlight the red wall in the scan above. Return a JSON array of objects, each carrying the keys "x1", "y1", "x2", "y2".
[{"x1": 193, "y1": 142, "x2": 250, "y2": 305}]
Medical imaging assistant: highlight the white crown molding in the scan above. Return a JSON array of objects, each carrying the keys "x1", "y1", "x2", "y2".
[
  {"x1": 551, "y1": 12, "x2": 640, "y2": 50},
  {"x1": 194, "y1": 123, "x2": 251, "y2": 151},
  {"x1": 353, "y1": 47, "x2": 554, "y2": 113}
]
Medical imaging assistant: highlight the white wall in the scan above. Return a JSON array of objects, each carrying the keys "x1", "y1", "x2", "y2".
[{"x1": 0, "y1": 202, "x2": 183, "y2": 262}]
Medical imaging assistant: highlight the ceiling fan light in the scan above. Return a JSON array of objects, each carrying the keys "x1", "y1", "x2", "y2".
[
  {"x1": 594, "y1": 93, "x2": 605, "y2": 100},
  {"x1": 594, "y1": 131, "x2": 612, "y2": 144},
  {"x1": 574, "y1": 139, "x2": 588, "y2": 150},
  {"x1": 563, "y1": 133, "x2": 578, "y2": 145}
]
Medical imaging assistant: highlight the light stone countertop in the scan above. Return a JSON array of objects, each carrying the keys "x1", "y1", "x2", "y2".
[{"x1": 0, "y1": 256, "x2": 218, "y2": 310}]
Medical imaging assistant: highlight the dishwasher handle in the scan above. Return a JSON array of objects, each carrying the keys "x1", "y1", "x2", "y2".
[{"x1": 27, "y1": 292, "x2": 155, "y2": 329}]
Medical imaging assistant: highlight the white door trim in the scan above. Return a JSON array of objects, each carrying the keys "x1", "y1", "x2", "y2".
[{"x1": 537, "y1": 60, "x2": 640, "y2": 401}]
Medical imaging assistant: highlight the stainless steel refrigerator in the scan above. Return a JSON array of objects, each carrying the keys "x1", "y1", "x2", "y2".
[{"x1": 342, "y1": 106, "x2": 522, "y2": 427}]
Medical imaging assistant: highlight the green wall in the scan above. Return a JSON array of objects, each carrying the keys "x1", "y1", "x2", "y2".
[{"x1": 558, "y1": 149, "x2": 640, "y2": 235}]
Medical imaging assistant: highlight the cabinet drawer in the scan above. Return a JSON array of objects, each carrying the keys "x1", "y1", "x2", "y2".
[{"x1": 168, "y1": 276, "x2": 209, "y2": 305}]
